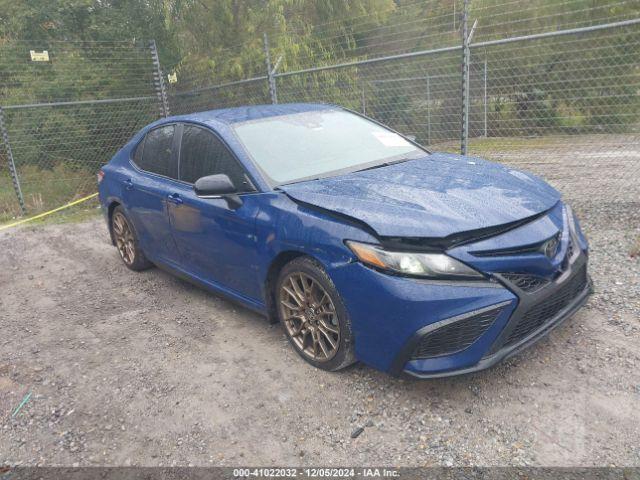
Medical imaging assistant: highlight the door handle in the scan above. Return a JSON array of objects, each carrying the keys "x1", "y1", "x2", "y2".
[
  {"x1": 167, "y1": 193, "x2": 183, "y2": 205},
  {"x1": 124, "y1": 179, "x2": 134, "y2": 190}
]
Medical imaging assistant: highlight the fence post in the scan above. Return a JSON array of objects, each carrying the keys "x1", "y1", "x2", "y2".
[
  {"x1": 426, "y1": 74, "x2": 431, "y2": 145},
  {"x1": 460, "y1": 0, "x2": 470, "y2": 155},
  {"x1": 483, "y1": 54, "x2": 488, "y2": 137},
  {"x1": 0, "y1": 107, "x2": 26, "y2": 215},
  {"x1": 150, "y1": 40, "x2": 170, "y2": 117},
  {"x1": 263, "y1": 33, "x2": 278, "y2": 104}
]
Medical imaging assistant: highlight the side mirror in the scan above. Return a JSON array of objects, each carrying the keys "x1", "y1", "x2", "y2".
[
  {"x1": 194, "y1": 174, "x2": 236, "y2": 196},
  {"x1": 194, "y1": 174, "x2": 242, "y2": 209}
]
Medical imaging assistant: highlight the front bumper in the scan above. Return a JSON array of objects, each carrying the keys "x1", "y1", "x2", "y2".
[
  {"x1": 403, "y1": 270, "x2": 592, "y2": 379},
  {"x1": 328, "y1": 237, "x2": 591, "y2": 378}
]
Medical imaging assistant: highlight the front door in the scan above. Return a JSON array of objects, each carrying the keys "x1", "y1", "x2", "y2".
[{"x1": 166, "y1": 123, "x2": 262, "y2": 301}]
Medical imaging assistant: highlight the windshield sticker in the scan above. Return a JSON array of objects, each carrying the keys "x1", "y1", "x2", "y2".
[{"x1": 372, "y1": 131, "x2": 412, "y2": 147}]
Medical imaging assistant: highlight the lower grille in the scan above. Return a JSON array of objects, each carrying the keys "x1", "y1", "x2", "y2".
[
  {"x1": 505, "y1": 265, "x2": 588, "y2": 346},
  {"x1": 500, "y1": 273, "x2": 549, "y2": 293},
  {"x1": 411, "y1": 306, "x2": 505, "y2": 360}
]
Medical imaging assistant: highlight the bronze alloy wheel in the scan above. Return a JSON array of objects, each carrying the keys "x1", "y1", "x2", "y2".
[
  {"x1": 279, "y1": 272, "x2": 341, "y2": 362},
  {"x1": 112, "y1": 211, "x2": 136, "y2": 266}
]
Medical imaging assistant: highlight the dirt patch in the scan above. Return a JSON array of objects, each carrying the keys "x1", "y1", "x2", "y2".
[{"x1": 1, "y1": 202, "x2": 639, "y2": 466}]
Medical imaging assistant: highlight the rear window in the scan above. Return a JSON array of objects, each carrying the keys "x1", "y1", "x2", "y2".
[{"x1": 134, "y1": 125, "x2": 177, "y2": 179}]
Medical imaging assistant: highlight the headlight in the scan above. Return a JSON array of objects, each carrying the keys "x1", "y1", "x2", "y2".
[{"x1": 346, "y1": 240, "x2": 484, "y2": 280}]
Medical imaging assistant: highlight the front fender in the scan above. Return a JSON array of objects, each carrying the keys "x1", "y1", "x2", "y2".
[{"x1": 254, "y1": 192, "x2": 377, "y2": 299}]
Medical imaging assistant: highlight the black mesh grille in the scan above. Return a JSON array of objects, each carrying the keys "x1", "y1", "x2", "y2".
[
  {"x1": 505, "y1": 265, "x2": 588, "y2": 346},
  {"x1": 500, "y1": 273, "x2": 549, "y2": 293},
  {"x1": 411, "y1": 307, "x2": 504, "y2": 360}
]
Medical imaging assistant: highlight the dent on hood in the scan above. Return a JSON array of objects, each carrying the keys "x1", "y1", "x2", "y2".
[{"x1": 280, "y1": 153, "x2": 560, "y2": 242}]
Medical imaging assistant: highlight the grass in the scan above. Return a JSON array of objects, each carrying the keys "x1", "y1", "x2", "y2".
[
  {"x1": 431, "y1": 135, "x2": 580, "y2": 156},
  {"x1": 467, "y1": 135, "x2": 565, "y2": 153},
  {"x1": 0, "y1": 163, "x2": 96, "y2": 225},
  {"x1": 0, "y1": 199, "x2": 101, "y2": 230}
]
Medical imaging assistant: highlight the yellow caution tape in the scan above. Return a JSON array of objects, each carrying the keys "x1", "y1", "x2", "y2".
[{"x1": 0, "y1": 192, "x2": 99, "y2": 231}]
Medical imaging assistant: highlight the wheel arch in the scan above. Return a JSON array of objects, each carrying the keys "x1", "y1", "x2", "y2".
[
  {"x1": 107, "y1": 200, "x2": 121, "y2": 245},
  {"x1": 264, "y1": 250, "x2": 313, "y2": 324}
]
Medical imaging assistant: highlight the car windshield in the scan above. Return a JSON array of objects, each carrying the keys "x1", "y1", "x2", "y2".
[{"x1": 232, "y1": 109, "x2": 427, "y2": 185}]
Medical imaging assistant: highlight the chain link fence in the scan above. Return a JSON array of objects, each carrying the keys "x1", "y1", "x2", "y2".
[
  {"x1": 167, "y1": 78, "x2": 270, "y2": 117},
  {"x1": 1, "y1": 1, "x2": 639, "y2": 227},
  {"x1": 0, "y1": 40, "x2": 165, "y2": 221},
  {"x1": 163, "y1": 9, "x2": 639, "y2": 218},
  {"x1": 466, "y1": 21, "x2": 640, "y2": 209}
]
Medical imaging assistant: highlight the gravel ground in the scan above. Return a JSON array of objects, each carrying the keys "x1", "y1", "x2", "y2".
[{"x1": 1, "y1": 167, "x2": 639, "y2": 467}]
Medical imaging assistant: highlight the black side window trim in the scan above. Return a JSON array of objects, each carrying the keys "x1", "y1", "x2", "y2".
[
  {"x1": 176, "y1": 122, "x2": 258, "y2": 193},
  {"x1": 129, "y1": 123, "x2": 182, "y2": 183},
  {"x1": 133, "y1": 134, "x2": 146, "y2": 165}
]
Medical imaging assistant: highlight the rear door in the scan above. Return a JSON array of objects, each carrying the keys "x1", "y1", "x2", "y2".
[
  {"x1": 123, "y1": 124, "x2": 181, "y2": 264},
  {"x1": 166, "y1": 123, "x2": 262, "y2": 300}
]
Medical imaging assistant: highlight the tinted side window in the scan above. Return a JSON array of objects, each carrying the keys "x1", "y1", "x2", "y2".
[
  {"x1": 179, "y1": 125, "x2": 252, "y2": 191},
  {"x1": 136, "y1": 125, "x2": 177, "y2": 178}
]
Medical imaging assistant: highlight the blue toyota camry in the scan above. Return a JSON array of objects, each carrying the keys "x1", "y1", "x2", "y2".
[{"x1": 98, "y1": 103, "x2": 592, "y2": 378}]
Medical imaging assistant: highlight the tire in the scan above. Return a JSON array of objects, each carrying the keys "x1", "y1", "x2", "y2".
[
  {"x1": 110, "y1": 206, "x2": 153, "y2": 271},
  {"x1": 276, "y1": 256, "x2": 356, "y2": 371}
]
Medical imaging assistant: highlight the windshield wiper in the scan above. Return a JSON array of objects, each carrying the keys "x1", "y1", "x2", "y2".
[{"x1": 353, "y1": 157, "x2": 414, "y2": 173}]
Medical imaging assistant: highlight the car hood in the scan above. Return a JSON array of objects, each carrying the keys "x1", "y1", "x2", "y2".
[{"x1": 279, "y1": 153, "x2": 560, "y2": 239}]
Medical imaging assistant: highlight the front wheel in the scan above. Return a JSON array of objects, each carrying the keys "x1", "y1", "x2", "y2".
[{"x1": 276, "y1": 256, "x2": 356, "y2": 371}]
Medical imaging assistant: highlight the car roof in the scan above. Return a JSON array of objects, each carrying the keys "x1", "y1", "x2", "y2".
[{"x1": 163, "y1": 103, "x2": 339, "y2": 126}]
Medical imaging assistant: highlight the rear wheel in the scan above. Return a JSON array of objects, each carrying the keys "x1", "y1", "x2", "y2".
[
  {"x1": 276, "y1": 256, "x2": 355, "y2": 371},
  {"x1": 111, "y1": 206, "x2": 152, "y2": 271}
]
